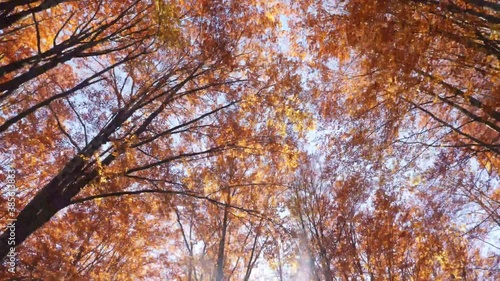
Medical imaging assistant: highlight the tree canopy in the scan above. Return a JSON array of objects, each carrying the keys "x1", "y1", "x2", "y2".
[{"x1": 0, "y1": 0, "x2": 498, "y2": 280}]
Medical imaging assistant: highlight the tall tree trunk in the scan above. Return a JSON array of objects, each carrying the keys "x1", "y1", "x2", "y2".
[
  {"x1": 465, "y1": 0, "x2": 500, "y2": 12},
  {"x1": 215, "y1": 190, "x2": 230, "y2": 281},
  {"x1": 0, "y1": 106, "x2": 134, "y2": 259},
  {"x1": 0, "y1": 0, "x2": 71, "y2": 30}
]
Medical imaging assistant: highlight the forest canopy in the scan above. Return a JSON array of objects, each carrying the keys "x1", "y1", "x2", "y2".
[{"x1": 0, "y1": 0, "x2": 498, "y2": 280}]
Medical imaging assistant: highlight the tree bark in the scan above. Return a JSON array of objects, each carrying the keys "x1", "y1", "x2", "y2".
[{"x1": 215, "y1": 191, "x2": 230, "y2": 281}]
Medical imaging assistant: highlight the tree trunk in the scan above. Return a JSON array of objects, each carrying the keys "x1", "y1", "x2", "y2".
[{"x1": 215, "y1": 191, "x2": 230, "y2": 281}]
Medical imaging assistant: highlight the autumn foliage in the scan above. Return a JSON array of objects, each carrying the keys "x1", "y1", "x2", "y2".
[{"x1": 0, "y1": 0, "x2": 498, "y2": 280}]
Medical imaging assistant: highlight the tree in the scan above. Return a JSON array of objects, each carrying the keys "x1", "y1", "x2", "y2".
[
  {"x1": 0, "y1": 0, "x2": 299, "y2": 277},
  {"x1": 301, "y1": 0, "x2": 500, "y2": 240},
  {"x1": 167, "y1": 155, "x2": 281, "y2": 280}
]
